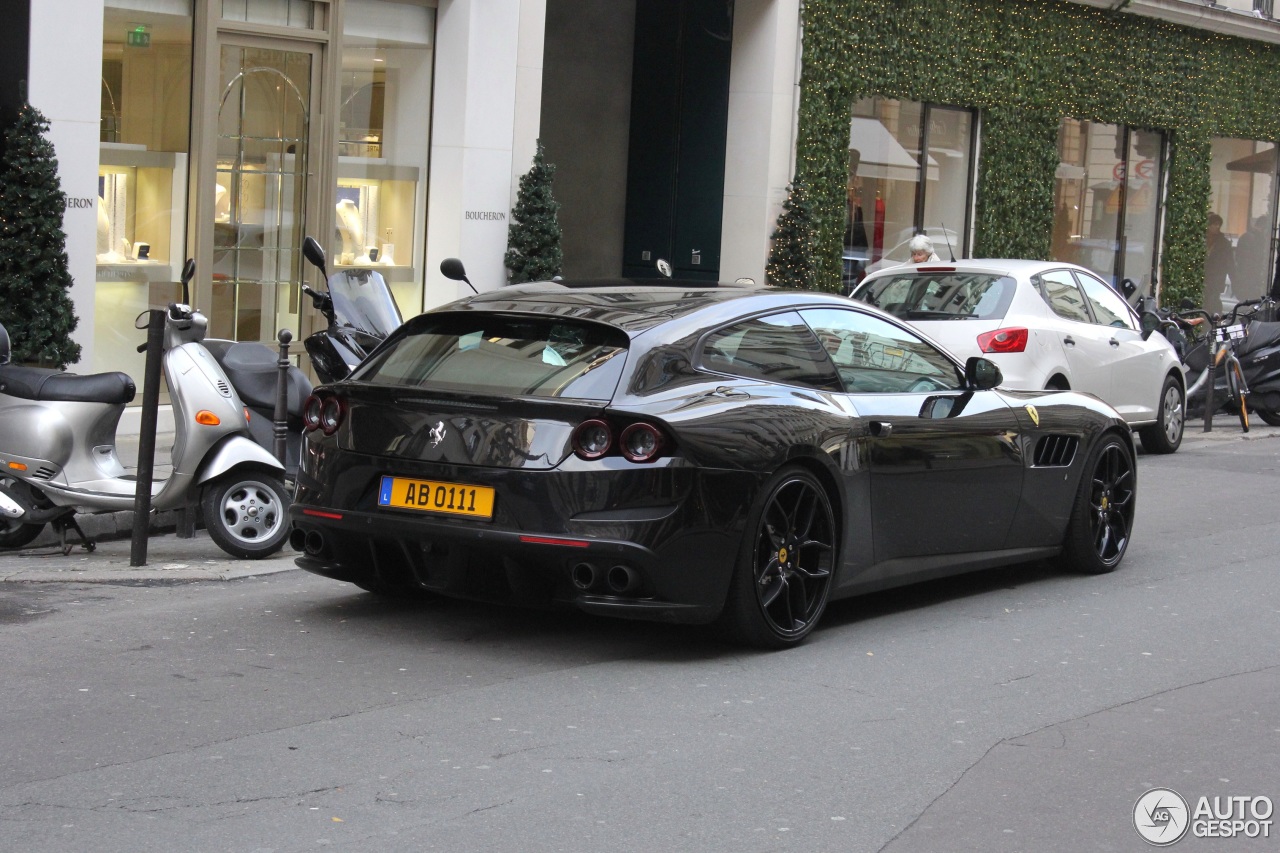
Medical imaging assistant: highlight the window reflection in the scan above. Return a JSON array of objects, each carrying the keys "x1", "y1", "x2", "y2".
[
  {"x1": 1207, "y1": 138, "x2": 1277, "y2": 313},
  {"x1": 843, "y1": 98, "x2": 973, "y2": 292},
  {"x1": 1052, "y1": 119, "x2": 1165, "y2": 301}
]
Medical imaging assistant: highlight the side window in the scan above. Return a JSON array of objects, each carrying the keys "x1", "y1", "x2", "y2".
[
  {"x1": 1075, "y1": 272, "x2": 1137, "y2": 330},
  {"x1": 799, "y1": 307, "x2": 964, "y2": 394},
  {"x1": 1036, "y1": 270, "x2": 1092, "y2": 323},
  {"x1": 700, "y1": 311, "x2": 842, "y2": 392}
]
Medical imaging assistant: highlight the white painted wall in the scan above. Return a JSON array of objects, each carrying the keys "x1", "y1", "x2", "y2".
[
  {"x1": 425, "y1": 0, "x2": 545, "y2": 307},
  {"x1": 719, "y1": 0, "x2": 802, "y2": 286},
  {"x1": 27, "y1": 0, "x2": 105, "y2": 365}
]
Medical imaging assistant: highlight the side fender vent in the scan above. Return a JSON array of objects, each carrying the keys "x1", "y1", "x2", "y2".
[
  {"x1": 32, "y1": 466, "x2": 58, "y2": 480},
  {"x1": 1033, "y1": 434, "x2": 1079, "y2": 468}
]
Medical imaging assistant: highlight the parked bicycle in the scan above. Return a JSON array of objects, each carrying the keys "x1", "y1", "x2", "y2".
[{"x1": 1168, "y1": 307, "x2": 1250, "y2": 432}]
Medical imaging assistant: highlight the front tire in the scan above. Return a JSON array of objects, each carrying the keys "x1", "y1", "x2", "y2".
[
  {"x1": 1225, "y1": 358, "x2": 1250, "y2": 432},
  {"x1": 1256, "y1": 409, "x2": 1280, "y2": 427},
  {"x1": 720, "y1": 467, "x2": 837, "y2": 649},
  {"x1": 1056, "y1": 433, "x2": 1135, "y2": 575},
  {"x1": 201, "y1": 470, "x2": 290, "y2": 559},
  {"x1": 1138, "y1": 374, "x2": 1185, "y2": 454}
]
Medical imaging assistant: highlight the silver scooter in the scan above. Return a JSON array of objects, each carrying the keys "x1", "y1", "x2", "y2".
[{"x1": 0, "y1": 260, "x2": 291, "y2": 558}]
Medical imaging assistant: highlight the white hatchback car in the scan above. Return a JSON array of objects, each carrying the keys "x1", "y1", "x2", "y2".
[{"x1": 850, "y1": 259, "x2": 1186, "y2": 453}]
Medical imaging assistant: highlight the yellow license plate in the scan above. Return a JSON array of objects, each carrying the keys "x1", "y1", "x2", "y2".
[{"x1": 377, "y1": 475, "x2": 495, "y2": 520}]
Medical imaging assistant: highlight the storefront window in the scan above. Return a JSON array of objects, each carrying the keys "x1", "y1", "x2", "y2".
[
  {"x1": 1206, "y1": 138, "x2": 1277, "y2": 313},
  {"x1": 843, "y1": 97, "x2": 974, "y2": 290},
  {"x1": 96, "y1": 0, "x2": 193, "y2": 375},
  {"x1": 1051, "y1": 119, "x2": 1165, "y2": 302},
  {"x1": 334, "y1": 0, "x2": 435, "y2": 316},
  {"x1": 222, "y1": 0, "x2": 318, "y2": 29}
]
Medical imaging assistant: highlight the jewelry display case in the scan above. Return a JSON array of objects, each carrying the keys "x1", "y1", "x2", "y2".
[
  {"x1": 93, "y1": 144, "x2": 187, "y2": 375},
  {"x1": 333, "y1": 158, "x2": 419, "y2": 283}
]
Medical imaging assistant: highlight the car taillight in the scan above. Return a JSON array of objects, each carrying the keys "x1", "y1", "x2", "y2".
[
  {"x1": 620, "y1": 423, "x2": 664, "y2": 463},
  {"x1": 572, "y1": 419, "x2": 669, "y2": 462},
  {"x1": 977, "y1": 327, "x2": 1028, "y2": 353},
  {"x1": 302, "y1": 394, "x2": 323, "y2": 432},
  {"x1": 572, "y1": 419, "x2": 612, "y2": 460},
  {"x1": 320, "y1": 396, "x2": 346, "y2": 435}
]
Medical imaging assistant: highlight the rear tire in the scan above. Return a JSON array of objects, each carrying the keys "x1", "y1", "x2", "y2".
[
  {"x1": 1138, "y1": 374, "x2": 1185, "y2": 454},
  {"x1": 719, "y1": 466, "x2": 836, "y2": 649},
  {"x1": 1056, "y1": 433, "x2": 1135, "y2": 575},
  {"x1": 1225, "y1": 358, "x2": 1250, "y2": 432},
  {"x1": 1256, "y1": 409, "x2": 1280, "y2": 427},
  {"x1": 201, "y1": 470, "x2": 290, "y2": 559}
]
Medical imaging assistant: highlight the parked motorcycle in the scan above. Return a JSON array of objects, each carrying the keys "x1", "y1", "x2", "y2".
[
  {"x1": 299, "y1": 236, "x2": 403, "y2": 383},
  {"x1": 0, "y1": 260, "x2": 291, "y2": 558}
]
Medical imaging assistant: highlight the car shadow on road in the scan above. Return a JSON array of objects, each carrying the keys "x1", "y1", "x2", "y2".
[{"x1": 290, "y1": 558, "x2": 1068, "y2": 660}]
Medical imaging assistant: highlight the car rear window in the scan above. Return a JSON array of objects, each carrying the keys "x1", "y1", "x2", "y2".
[
  {"x1": 350, "y1": 312, "x2": 630, "y2": 401},
  {"x1": 852, "y1": 272, "x2": 1016, "y2": 321}
]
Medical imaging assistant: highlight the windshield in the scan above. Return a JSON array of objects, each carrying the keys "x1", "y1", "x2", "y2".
[
  {"x1": 351, "y1": 312, "x2": 630, "y2": 401},
  {"x1": 852, "y1": 271, "x2": 1016, "y2": 321},
  {"x1": 328, "y1": 269, "x2": 403, "y2": 338}
]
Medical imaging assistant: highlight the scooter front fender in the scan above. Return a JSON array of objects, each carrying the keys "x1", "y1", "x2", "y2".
[{"x1": 196, "y1": 434, "x2": 284, "y2": 486}]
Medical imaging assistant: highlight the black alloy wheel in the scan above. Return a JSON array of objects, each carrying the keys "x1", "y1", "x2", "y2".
[
  {"x1": 722, "y1": 467, "x2": 836, "y2": 648},
  {"x1": 1058, "y1": 433, "x2": 1136, "y2": 574}
]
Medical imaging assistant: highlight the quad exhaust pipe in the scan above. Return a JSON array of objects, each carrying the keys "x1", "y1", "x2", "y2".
[
  {"x1": 571, "y1": 562, "x2": 642, "y2": 595},
  {"x1": 290, "y1": 527, "x2": 327, "y2": 557}
]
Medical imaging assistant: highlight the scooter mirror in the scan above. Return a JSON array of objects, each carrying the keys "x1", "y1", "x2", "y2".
[
  {"x1": 303, "y1": 236, "x2": 328, "y2": 279},
  {"x1": 180, "y1": 258, "x2": 196, "y2": 304}
]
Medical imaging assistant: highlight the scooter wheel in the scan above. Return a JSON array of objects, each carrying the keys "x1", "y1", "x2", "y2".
[
  {"x1": 0, "y1": 475, "x2": 45, "y2": 549},
  {"x1": 201, "y1": 470, "x2": 290, "y2": 559}
]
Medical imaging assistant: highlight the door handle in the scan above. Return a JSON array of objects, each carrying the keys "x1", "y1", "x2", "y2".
[
  {"x1": 868, "y1": 421, "x2": 893, "y2": 438},
  {"x1": 1063, "y1": 336, "x2": 1076, "y2": 346}
]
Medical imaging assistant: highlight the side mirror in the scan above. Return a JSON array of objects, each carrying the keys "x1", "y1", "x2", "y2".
[
  {"x1": 1121, "y1": 277, "x2": 1137, "y2": 298},
  {"x1": 656, "y1": 258, "x2": 673, "y2": 279},
  {"x1": 440, "y1": 257, "x2": 470, "y2": 285},
  {"x1": 0, "y1": 322, "x2": 10, "y2": 366},
  {"x1": 302, "y1": 236, "x2": 328, "y2": 279},
  {"x1": 964, "y1": 356, "x2": 1003, "y2": 391},
  {"x1": 1140, "y1": 310, "x2": 1162, "y2": 339}
]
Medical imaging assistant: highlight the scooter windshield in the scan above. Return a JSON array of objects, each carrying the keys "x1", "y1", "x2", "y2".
[{"x1": 327, "y1": 269, "x2": 403, "y2": 340}]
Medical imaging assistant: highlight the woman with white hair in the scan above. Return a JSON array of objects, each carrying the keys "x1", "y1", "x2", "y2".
[{"x1": 906, "y1": 234, "x2": 940, "y2": 265}]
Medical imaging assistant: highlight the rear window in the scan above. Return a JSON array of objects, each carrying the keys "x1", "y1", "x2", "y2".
[
  {"x1": 350, "y1": 313, "x2": 629, "y2": 401},
  {"x1": 852, "y1": 272, "x2": 1016, "y2": 321}
]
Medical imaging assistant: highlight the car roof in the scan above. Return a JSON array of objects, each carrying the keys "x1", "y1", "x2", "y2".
[
  {"x1": 859, "y1": 258, "x2": 1090, "y2": 281},
  {"x1": 447, "y1": 281, "x2": 858, "y2": 335}
]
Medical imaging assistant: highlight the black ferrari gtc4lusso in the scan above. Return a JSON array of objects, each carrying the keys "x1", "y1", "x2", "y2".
[{"x1": 289, "y1": 279, "x2": 1137, "y2": 648}]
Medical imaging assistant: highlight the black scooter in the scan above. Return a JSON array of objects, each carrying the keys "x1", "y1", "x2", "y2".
[{"x1": 299, "y1": 236, "x2": 404, "y2": 384}]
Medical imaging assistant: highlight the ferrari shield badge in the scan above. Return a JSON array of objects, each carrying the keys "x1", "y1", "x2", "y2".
[{"x1": 1025, "y1": 404, "x2": 1040, "y2": 426}]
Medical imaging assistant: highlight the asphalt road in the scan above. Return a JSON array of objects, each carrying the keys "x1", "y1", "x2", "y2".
[{"x1": 1, "y1": 428, "x2": 1277, "y2": 852}]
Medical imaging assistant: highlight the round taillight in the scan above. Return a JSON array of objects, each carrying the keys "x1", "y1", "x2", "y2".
[
  {"x1": 319, "y1": 396, "x2": 345, "y2": 435},
  {"x1": 572, "y1": 419, "x2": 612, "y2": 460},
  {"x1": 302, "y1": 395, "x2": 323, "y2": 432},
  {"x1": 620, "y1": 423, "x2": 664, "y2": 463}
]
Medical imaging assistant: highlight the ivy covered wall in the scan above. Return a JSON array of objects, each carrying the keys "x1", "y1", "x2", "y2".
[{"x1": 796, "y1": 0, "x2": 1280, "y2": 304}]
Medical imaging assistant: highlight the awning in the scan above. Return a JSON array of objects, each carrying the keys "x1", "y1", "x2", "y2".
[
  {"x1": 1226, "y1": 146, "x2": 1277, "y2": 174},
  {"x1": 849, "y1": 117, "x2": 938, "y2": 182}
]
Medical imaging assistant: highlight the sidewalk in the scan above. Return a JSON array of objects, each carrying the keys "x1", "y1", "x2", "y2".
[
  {"x1": 4, "y1": 405, "x2": 300, "y2": 583},
  {"x1": 1, "y1": 411, "x2": 1275, "y2": 585}
]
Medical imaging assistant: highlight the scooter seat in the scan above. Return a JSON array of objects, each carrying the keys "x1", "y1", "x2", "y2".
[
  {"x1": 206, "y1": 341, "x2": 313, "y2": 421},
  {"x1": 0, "y1": 364, "x2": 136, "y2": 404}
]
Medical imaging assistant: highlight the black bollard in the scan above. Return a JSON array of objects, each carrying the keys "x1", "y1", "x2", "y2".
[
  {"x1": 274, "y1": 329, "x2": 293, "y2": 466},
  {"x1": 130, "y1": 309, "x2": 166, "y2": 567}
]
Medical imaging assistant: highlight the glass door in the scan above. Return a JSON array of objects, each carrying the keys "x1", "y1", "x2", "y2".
[{"x1": 208, "y1": 38, "x2": 319, "y2": 343}]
